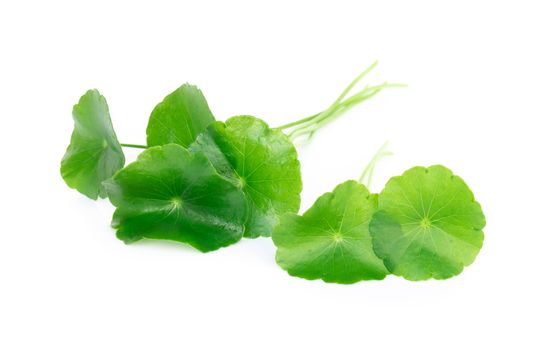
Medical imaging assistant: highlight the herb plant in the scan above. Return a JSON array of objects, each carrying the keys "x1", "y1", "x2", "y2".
[
  {"x1": 61, "y1": 62, "x2": 486, "y2": 281},
  {"x1": 61, "y1": 62, "x2": 399, "y2": 250},
  {"x1": 271, "y1": 145, "x2": 486, "y2": 283}
]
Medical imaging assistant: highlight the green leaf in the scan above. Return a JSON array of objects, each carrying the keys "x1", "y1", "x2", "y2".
[
  {"x1": 60, "y1": 89, "x2": 125, "y2": 199},
  {"x1": 104, "y1": 144, "x2": 247, "y2": 252},
  {"x1": 146, "y1": 84, "x2": 215, "y2": 148},
  {"x1": 272, "y1": 180, "x2": 389, "y2": 284},
  {"x1": 370, "y1": 165, "x2": 485, "y2": 281},
  {"x1": 190, "y1": 116, "x2": 302, "y2": 238}
]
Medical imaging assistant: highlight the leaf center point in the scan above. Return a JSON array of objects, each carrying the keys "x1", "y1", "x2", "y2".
[
  {"x1": 170, "y1": 196, "x2": 183, "y2": 209},
  {"x1": 420, "y1": 217, "x2": 431, "y2": 229},
  {"x1": 238, "y1": 176, "x2": 247, "y2": 188},
  {"x1": 332, "y1": 232, "x2": 344, "y2": 243}
]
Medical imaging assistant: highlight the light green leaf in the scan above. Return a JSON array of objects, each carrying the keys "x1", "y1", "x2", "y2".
[
  {"x1": 60, "y1": 89, "x2": 125, "y2": 199},
  {"x1": 272, "y1": 180, "x2": 389, "y2": 284},
  {"x1": 370, "y1": 165, "x2": 485, "y2": 280},
  {"x1": 104, "y1": 144, "x2": 247, "y2": 252},
  {"x1": 190, "y1": 116, "x2": 302, "y2": 238},
  {"x1": 146, "y1": 84, "x2": 215, "y2": 148}
]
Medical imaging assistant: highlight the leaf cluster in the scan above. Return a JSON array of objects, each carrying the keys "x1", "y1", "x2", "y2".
[
  {"x1": 61, "y1": 63, "x2": 485, "y2": 283},
  {"x1": 61, "y1": 64, "x2": 391, "y2": 249},
  {"x1": 272, "y1": 164, "x2": 485, "y2": 283}
]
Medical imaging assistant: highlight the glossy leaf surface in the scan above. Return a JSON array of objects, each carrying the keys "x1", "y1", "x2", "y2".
[
  {"x1": 190, "y1": 116, "x2": 302, "y2": 238},
  {"x1": 272, "y1": 180, "x2": 388, "y2": 284},
  {"x1": 370, "y1": 165, "x2": 485, "y2": 280},
  {"x1": 146, "y1": 84, "x2": 215, "y2": 148},
  {"x1": 104, "y1": 144, "x2": 247, "y2": 252},
  {"x1": 60, "y1": 90, "x2": 125, "y2": 199}
]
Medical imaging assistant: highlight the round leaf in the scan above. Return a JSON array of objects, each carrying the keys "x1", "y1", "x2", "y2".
[
  {"x1": 146, "y1": 84, "x2": 215, "y2": 148},
  {"x1": 104, "y1": 144, "x2": 247, "y2": 252},
  {"x1": 190, "y1": 116, "x2": 302, "y2": 238},
  {"x1": 370, "y1": 165, "x2": 485, "y2": 280},
  {"x1": 60, "y1": 89, "x2": 125, "y2": 199},
  {"x1": 272, "y1": 180, "x2": 389, "y2": 284}
]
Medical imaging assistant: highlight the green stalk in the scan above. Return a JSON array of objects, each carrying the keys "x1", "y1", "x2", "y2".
[
  {"x1": 358, "y1": 141, "x2": 392, "y2": 188},
  {"x1": 276, "y1": 113, "x2": 320, "y2": 130},
  {"x1": 286, "y1": 84, "x2": 386, "y2": 140},
  {"x1": 277, "y1": 61, "x2": 378, "y2": 131},
  {"x1": 277, "y1": 60, "x2": 406, "y2": 142},
  {"x1": 120, "y1": 143, "x2": 148, "y2": 149}
]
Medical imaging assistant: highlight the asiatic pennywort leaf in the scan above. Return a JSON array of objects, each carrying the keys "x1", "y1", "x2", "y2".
[
  {"x1": 370, "y1": 165, "x2": 485, "y2": 280},
  {"x1": 60, "y1": 89, "x2": 125, "y2": 199},
  {"x1": 190, "y1": 116, "x2": 302, "y2": 238},
  {"x1": 104, "y1": 144, "x2": 247, "y2": 252},
  {"x1": 272, "y1": 180, "x2": 388, "y2": 284},
  {"x1": 146, "y1": 84, "x2": 215, "y2": 148}
]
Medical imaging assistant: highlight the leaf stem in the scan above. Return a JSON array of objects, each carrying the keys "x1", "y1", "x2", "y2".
[
  {"x1": 276, "y1": 113, "x2": 320, "y2": 130},
  {"x1": 277, "y1": 62, "x2": 378, "y2": 131},
  {"x1": 286, "y1": 84, "x2": 386, "y2": 141},
  {"x1": 358, "y1": 141, "x2": 392, "y2": 188},
  {"x1": 277, "y1": 60, "x2": 406, "y2": 142},
  {"x1": 120, "y1": 143, "x2": 148, "y2": 149}
]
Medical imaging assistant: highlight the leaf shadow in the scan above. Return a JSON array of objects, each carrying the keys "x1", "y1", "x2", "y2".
[{"x1": 123, "y1": 238, "x2": 199, "y2": 254}]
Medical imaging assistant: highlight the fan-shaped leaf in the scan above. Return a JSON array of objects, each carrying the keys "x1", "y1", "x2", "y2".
[
  {"x1": 104, "y1": 144, "x2": 247, "y2": 252},
  {"x1": 146, "y1": 84, "x2": 215, "y2": 148},
  {"x1": 60, "y1": 90, "x2": 125, "y2": 199},
  {"x1": 272, "y1": 180, "x2": 388, "y2": 284},
  {"x1": 370, "y1": 165, "x2": 485, "y2": 280},
  {"x1": 190, "y1": 116, "x2": 302, "y2": 238}
]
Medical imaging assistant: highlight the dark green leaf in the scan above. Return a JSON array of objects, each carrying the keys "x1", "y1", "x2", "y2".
[
  {"x1": 104, "y1": 144, "x2": 247, "y2": 252},
  {"x1": 272, "y1": 180, "x2": 389, "y2": 284},
  {"x1": 370, "y1": 165, "x2": 485, "y2": 280},
  {"x1": 146, "y1": 84, "x2": 215, "y2": 148},
  {"x1": 190, "y1": 116, "x2": 302, "y2": 238},
  {"x1": 60, "y1": 89, "x2": 125, "y2": 199}
]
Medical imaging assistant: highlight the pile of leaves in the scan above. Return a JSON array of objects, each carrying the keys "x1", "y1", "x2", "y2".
[{"x1": 61, "y1": 63, "x2": 486, "y2": 283}]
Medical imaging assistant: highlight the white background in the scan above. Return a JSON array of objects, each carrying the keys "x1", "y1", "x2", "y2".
[{"x1": 1, "y1": 1, "x2": 558, "y2": 349}]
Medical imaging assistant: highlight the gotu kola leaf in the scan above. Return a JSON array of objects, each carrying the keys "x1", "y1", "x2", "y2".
[
  {"x1": 146, "y1": 84, "x2": 215, "y2": 148},
  {"x1": 272, "y1": 180, "x2": 389, "y2": 284},
  {"x1": 60, "y1": 89, "x2": 125, "y2": 199},
  {"x1": 103, "y1": 144, "x2": 247, "y2": 252},
  {"x1": 189, "y1": 116, "x2": 302, "y2": 238},
  {"x1": 370, "y1": 165, "x2": 485, "y2": 281}
]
